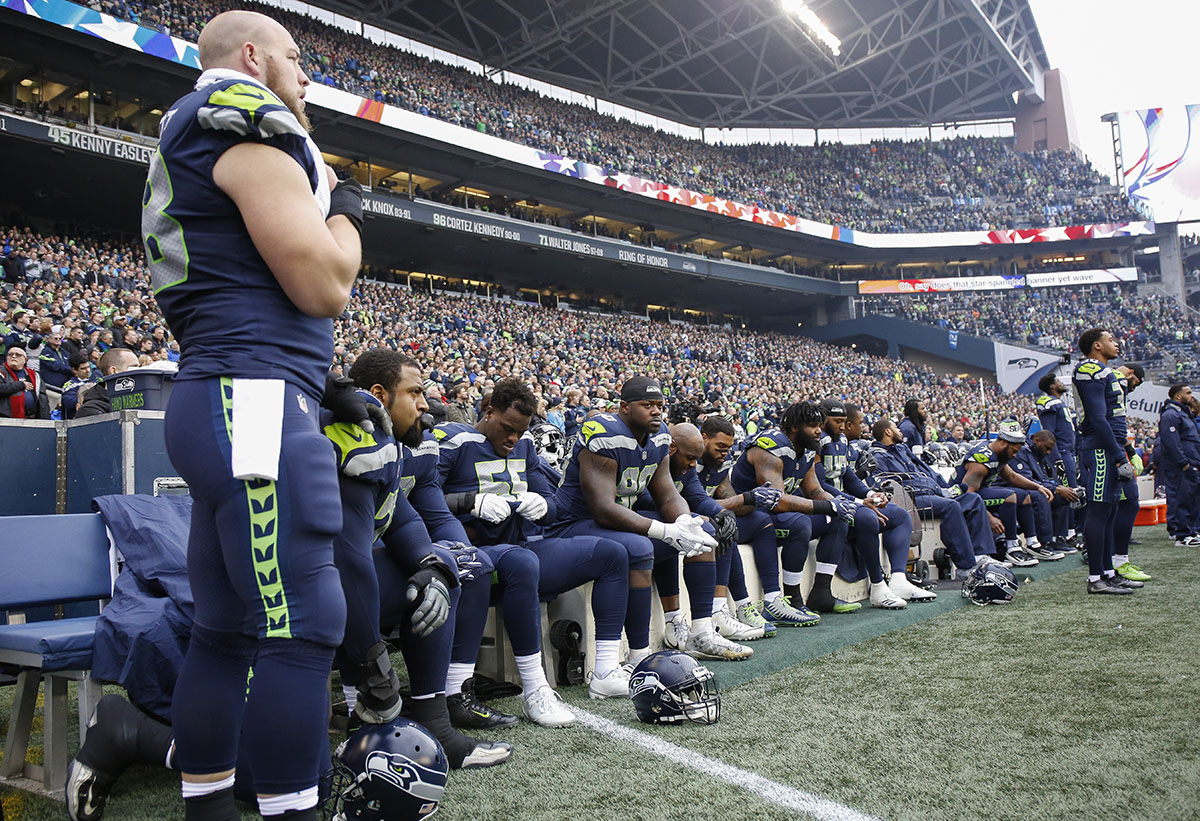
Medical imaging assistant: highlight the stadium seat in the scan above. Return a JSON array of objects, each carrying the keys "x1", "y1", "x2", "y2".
[{"x1": 0, "y1": 513, "x2": 113, "y2": 794}]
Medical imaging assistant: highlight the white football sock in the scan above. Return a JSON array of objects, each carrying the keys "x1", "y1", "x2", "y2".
[
  {"x1": 763, "y1": 590, "x2": 782, "y2": 603},
  {"x1": 713, "y1": 597, "x2": 729, "y2": 613},
  {"x1": 515, "y1": 652, "x2": 549, "y2": 695},
  {"x1": 734, "y1": 596, "x2": 751, "y2": 607},
  {"x1": 690, "y1": 616, "x2": 713, "y2": 636},
  {"x1": 594, "y1": 639, "x2": 621, "y2": 677},
  {"x1": 445, "y1": 662, "x2": 475, "y2": 696},
  {"x1": 663, "y1": 608, "x2": 680, "y2": 624},
  {"x1": 341, "y1": 683, "x2": 357, "y2": 710},
  {"x1": 1113, "y1": 553, "x2": 1129, "y2": 566},
  {"x1": 259, "y1": 787, "x2": 319, "y2": 816},
  {"x1": 181, "y1": 773, "x2": 235, "y2": 799}
]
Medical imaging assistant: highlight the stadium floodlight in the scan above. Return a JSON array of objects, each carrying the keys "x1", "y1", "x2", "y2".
[{"x1": 780, "y1": 0, "x2": 841, "y2": 56}]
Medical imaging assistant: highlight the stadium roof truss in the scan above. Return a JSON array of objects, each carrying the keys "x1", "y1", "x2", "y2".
[{"x1": 327, "y1": 0, "x2": 1050, "y2": 128}]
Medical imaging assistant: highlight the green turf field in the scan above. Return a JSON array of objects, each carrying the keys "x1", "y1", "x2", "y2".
[{"x1": 4, "y1": 525, "x2": 1198, "y2": 820}]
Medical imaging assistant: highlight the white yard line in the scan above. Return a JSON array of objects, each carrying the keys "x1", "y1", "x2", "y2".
[{"x1": 570, "y1": 707, "x2": 884, "y2": 821}]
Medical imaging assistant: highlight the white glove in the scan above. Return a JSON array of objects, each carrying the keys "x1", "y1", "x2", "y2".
[
  {"x1": 515, "y1": 492, "x2": 549, "y2": 521},
  {"x1": 648, "y1": 514, "x2": 717, "y2": 557},
  {"x1": 472, "y1": 493, "x2": 513, "y2": 523}
]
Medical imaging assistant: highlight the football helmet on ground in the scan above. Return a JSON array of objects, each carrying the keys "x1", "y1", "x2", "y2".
[
  {"x1": 629, "y1": 650, "x2": 720, "y2": 725},
  {"x1": 961, "y1": 561, "x2": 1018, "y2": 606},
  {"x1": 330, "y1": 718, "x2": 448, "y2": 820}
]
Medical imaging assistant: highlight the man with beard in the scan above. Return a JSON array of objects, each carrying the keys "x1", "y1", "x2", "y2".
[
  {"x1": 863, "y1": 418, "x2": 996, "y2": 577},
  {"x1": 146, "y1": 11, "x2": 365, "y2": 819},
  {"x1": 817, "y1": 399, "x2": 922, "y2": 606},
  {"x1": 1036, "y1": 374, "x2": 1080, "y2": 547},
  {"x1": 953, "y1": 421, "x2": 1055, "y2": 567},
  {"x1": 549, "y1": 376, "x2": 716, "y2": 692},
  {"x1": 646, "y1": 423, "x2": 755, "y2": 659},
  {"x1": 899, "y1": 398, "x2": 928, "y2": 456},
  {"x1": 694, "y1": 415, "x2": 781, "y2": 639},
  {"x1": 1073, "y1": 329, "x2": 1142, "y2": 595},
  {"x1": 728, "y1": 401, "x2": 858, "y2": 620}
]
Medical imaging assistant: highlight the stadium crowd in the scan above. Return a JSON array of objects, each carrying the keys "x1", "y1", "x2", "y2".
[
  {"x1": 864, "y1": 284, "x2": 1200, "y2": 382},
  {"x1": 88, "y1": 0, "x2": 1139, "y2": 234},
  {"x1": 5, "y1": 218, "x2": 1179, "y2": 451},
  {"x1": 2, "y1": 218, "x2": 1038, "y2": 436}
]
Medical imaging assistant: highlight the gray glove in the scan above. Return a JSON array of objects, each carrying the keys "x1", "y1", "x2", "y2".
[{"x1": 1116, "y1": 461, "x2": 1136, "y2": 481}]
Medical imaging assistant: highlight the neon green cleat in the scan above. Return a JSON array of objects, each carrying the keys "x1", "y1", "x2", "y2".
[
  {"x1": 1115, "y1": 562, "x2": 1151, "y2": 582},
  {"x1": 831, "y1": 599, "x2": 862, "y2": 614}
]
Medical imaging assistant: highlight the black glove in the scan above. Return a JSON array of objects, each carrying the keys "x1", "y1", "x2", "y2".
[
  {"x1": 712, "y1": 509, "x2": 737, "y2": 556},
  {"x1": 328, "y1": 176, "x2": 364, "y2": 236},
  {"x1": 321, "y1": 373, "x2": 375, "y2": 434}
]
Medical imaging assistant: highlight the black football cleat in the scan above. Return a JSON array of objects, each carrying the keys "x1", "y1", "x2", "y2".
[
  {"x1": 1087, "y1": 577, "x2": 1133, "y2": 595},
  {"x1": 447, "y1": 679, "x2": 519, "y2": 729}
]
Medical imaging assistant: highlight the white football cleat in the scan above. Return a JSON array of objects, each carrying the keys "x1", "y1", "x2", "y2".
[
  {"x1": 869, "y1": 580, "x2": 907, "y2": 610},
  {"x1": 587, "y1": 665, "x2": 632, "y2": 699},
  {"x1": 889, "y1": 572, "x2": 937, "y2": 602},
  {"x1": 662, "y1": 612, "x2": 690, "y2": 650},
  {"x1": 685, "y1": 629, "x2": 753, "y2": 660},
  {"x1": 522, "y1": 685, "x2": 575, "y2": 727},
  {"x1": 713, "y1": 608, "x2": 765, "y2": 640}
]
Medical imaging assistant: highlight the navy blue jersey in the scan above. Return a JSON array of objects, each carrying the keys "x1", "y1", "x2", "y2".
[
  {"x1": 729, "y1": 429, "x2": 814, "y2": 495},
  {"x1": 819, "y1": 433, "x2": 871, "y2": 497},
  {"x1": 898, "y1": 418, "x2": 925, "y2": 451},
  {"x1": 1112, "y1": 372, "x2": 1131, "y2": 444},
  {"x1": 321, "y1": 394, "x2": 439, "y2": 568},
  {"x1": 434, "y1": 422, "x2": 556, "y2": 543},
  {"x1": 553, "y1": 413, "x2": 672, "y2": 523},
  {"x1": 147, "y1": 71, "x2": 332, "y2": 398},
  {"x1": 954, "y1": 440, "x2": 1003, "y2": 488},
  {"x1": 1035, "y1": 393, "x2": 1075, "y2": 453},
  {"x1": 697, "y1": 458, "x2": 731, "y2": 498},
  {"x1": 1006, "y1": 444, "x2": 1055, "y2": 489},
  {"x1": 1072, "y1": 359, "x2": 1125, "y2": 456},
  {"x1": 321, "y1": 393, "x2": 400, "y2": 539},
  {"x1": 401, "y1": 432, "x2": 471, "y2": 544}
]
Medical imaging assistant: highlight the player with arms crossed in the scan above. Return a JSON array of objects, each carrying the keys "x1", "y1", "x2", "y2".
[
  {"x1": 550, "y1": 376, "x2": 716, "y2": 694},
  {"x1": 145, "y1": 11, "x2": 364, "y2": 819},
  {"x1": 1073, "y1": 329, "x2": 1142, "y2": 595}
]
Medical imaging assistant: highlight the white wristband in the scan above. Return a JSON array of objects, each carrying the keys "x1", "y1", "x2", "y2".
[{"x1": 646, "y1": 519, "x2": 667, "y2": 540}]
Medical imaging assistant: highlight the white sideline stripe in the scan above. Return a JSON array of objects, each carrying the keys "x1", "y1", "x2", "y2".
[{"x1": 570, "y1": 707, "x2": 883, "y2": 821}]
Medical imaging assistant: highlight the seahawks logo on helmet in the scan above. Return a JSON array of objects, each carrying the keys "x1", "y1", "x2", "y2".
[
  {"x1": 331, "y1": 718, "x2": 448, "y2": 821},
  {"x1": 363, "y1": 751, "x2": 445, "y2": 805}
]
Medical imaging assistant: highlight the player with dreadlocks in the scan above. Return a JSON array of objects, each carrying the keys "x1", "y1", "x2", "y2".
[{"x1": 729, "y1": 401, "x2": 859, "y2": 624}]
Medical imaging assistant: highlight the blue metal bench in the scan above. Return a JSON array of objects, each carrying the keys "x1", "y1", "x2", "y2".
[{"x1": 0, "y1": 513, "x2": 113, "y2": 794}]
